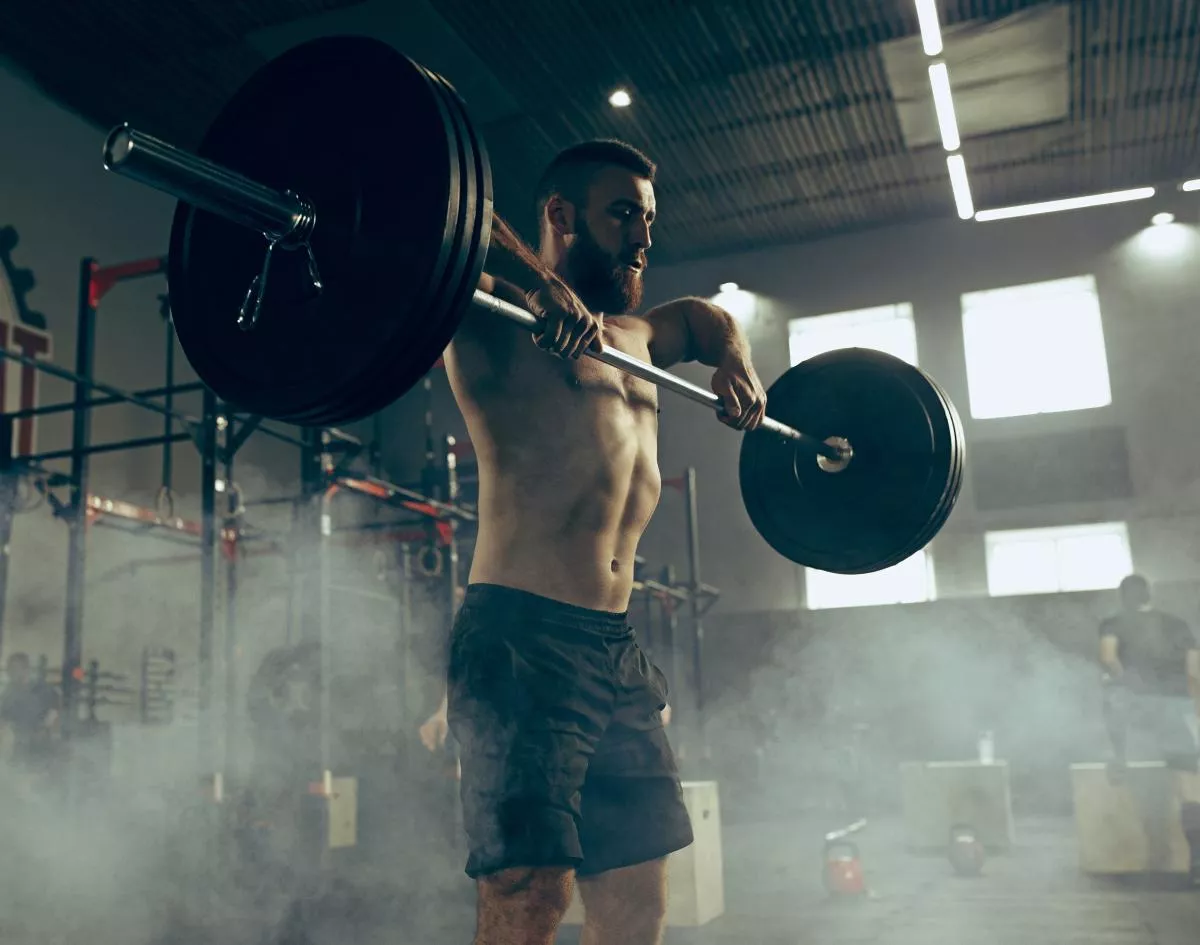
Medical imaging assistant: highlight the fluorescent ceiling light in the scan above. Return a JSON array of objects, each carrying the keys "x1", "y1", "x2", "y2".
[
  {"x1": 915, "y1": 0, "x2": 944, "y2": 56},
  {"x1": 975, "y1": 187, "x2": 1156, "y2": 222},
  {"x1": 1181, "y1": 179, "x2": 1200, "y2": 192},
  {"x1": 946, "y1": 155, "x2": 974, "y2": 220},
  {"x1": 928, "y1": 62, "x2": 960, "y2": 151},
  {"x1": 1151, "y1": 212, "x2": 1176, "y2": 226},
  {"x1": 608, "y1": 88, "x2": 632, "y2": 108}
]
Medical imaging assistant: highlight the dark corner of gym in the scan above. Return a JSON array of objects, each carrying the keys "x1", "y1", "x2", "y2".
[{"x1": 0, "y1": 3, "x2": 1198, "y2": 945}]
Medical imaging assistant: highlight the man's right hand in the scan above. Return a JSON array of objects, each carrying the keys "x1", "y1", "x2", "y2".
[
  {"x1": 419, "y1": 711, "x2": 449, "y2": 753},
  {"x1": 525, "y1": 280, "x2": 603, "y2": 360}
]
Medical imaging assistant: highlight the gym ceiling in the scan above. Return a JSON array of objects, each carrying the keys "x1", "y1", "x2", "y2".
[{"x1": 1, "y1": 0, "x2": 1197, "y2": 263}]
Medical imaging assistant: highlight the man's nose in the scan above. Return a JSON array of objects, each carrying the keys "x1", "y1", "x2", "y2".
[{"x1": 629, "y1": 217, "x2": 652, "y2": 251}]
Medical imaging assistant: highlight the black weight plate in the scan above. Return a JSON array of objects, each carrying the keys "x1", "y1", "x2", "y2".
[
  {"x1": 290, "y1": 57, "x2": 476, "y2": 427},
  {"x1": 899, "y1": 372, "x2": 965, "y2": 561},
  {"x1": 861, "y1": 365, "x2": 963, "y2": 571},
  {"x1": 868, "y1": 367, "x2": 964, "y2": 570},
  {"x1": 739, "y1": 348, "x2": 959, "y2": 574},
  {"x1": 285, "y1": 54, "x2": 469, "y2": 427},
  {"x1": 168, "y1": 36, "x2": 462, "y2": 424},
  {"x1": 317, "y1": 63, "x2": 492, "y2": 426}
]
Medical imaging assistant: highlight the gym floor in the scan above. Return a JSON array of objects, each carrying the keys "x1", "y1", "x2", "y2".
[
  {"x1": 556, "y1": 815, "x2": 1197, "y2": 945},
  {"x1": 395, "y1": 812, "x2": 1200, "y2": 944}
]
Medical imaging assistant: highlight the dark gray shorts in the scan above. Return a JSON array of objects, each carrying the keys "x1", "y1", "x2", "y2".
[{"x1": 447, "y1": 583, "x2": 694, "y2": 878}]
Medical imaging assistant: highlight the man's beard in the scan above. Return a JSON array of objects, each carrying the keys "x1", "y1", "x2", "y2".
[{"x1": 565, "y1": 219, "x2": 644, "y2": 314}]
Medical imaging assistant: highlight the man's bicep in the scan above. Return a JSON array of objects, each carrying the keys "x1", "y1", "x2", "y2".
[{"x1": 644, "y1": 301, "x2": 694, "y2": 368}]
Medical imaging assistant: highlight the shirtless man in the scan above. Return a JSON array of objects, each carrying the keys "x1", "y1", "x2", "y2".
[{"x1": 424, "y1": 140, "x2": 766, "y2": 945}]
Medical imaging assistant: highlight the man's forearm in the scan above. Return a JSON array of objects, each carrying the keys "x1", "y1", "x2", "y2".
[{"x1": 679, "y1": 297, "x2": 752, "y2": 367}]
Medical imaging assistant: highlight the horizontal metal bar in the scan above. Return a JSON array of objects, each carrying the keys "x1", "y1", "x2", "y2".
[
  {"x1": 469, "y1": 290, "x2": 837, "y2": 458},
  {"x1": 26, "y1": 432, "x2": 193, "y2": 463},
  {"x1": 249, "y1": 422, "x2": 308, "y2": 449},
  {"x1": 0, "y1": 347, "x2": 198, "y2": 429},
  {"x1": 96, "y1": 126, "x2": 840, "y2": 463},
  {"x1": 103, "y1": 125, "x2": 311, "y2": 243},
  {"x1": 3, "y1": 382, "x2": 206, "y2": 421},
  {"x1": 334, "y1": 474, "x2": 478, "y2": 522}
]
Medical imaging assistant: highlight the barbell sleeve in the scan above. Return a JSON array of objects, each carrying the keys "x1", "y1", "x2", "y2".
[
  {"x1": 100, "y1": 123, "x2": 845, "y2": 464},
  {"x1": 469, "y1": 290, "x2": 842, "y2": 459},
  {"x1": 103, "y1": 124, "x2": 315, "y2": 245}
]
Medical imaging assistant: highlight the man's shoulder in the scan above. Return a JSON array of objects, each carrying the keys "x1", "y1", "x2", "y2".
[{"x1": 1158, "y1": 610, "x2": 1195, "y2": 638}]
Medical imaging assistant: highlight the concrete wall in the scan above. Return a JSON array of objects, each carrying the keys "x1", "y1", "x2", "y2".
[{"x1": 638, "y1": 189, "x2": 1200, "y2": 614}]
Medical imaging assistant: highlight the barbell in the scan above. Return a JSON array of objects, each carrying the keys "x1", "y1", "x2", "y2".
[{"x1": 99, "y1": 35, "x2": 965, "y2": 574}]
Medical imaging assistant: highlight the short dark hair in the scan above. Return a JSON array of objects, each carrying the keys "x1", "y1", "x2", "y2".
[
  {"x1": 1119, "y1": 574, "x2": 1150, "y2": 598},
  {"x1": 535, "y1": 139, "x2": 657, "y2": 222},
  {"x1": 6, "y1": 652, "x2": 29, "y2": 670}
]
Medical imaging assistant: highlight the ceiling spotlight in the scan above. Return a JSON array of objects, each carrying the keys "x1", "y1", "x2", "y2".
[
  {"x1": 1152, "y1": 212, "x2": 1176, "y2": 226},
  {"x1": 608, "y1": 88, "x2": 632, "y2": 108},
  {"x1": 719, "y1": 282, "x2": 739, "y2": 293}
]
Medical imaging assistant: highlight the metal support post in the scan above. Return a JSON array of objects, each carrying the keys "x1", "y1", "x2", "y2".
[{"x1": 61, "y1": 259, "x2": 97, "y2": 736}]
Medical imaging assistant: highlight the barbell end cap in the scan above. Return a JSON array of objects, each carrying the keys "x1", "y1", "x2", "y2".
[
  {"x1": 103, "y1": 123, "x2": 134, "y2": 172},
  {"x1": 815, "y1": 436, "x2": 854, "y2": 474}
]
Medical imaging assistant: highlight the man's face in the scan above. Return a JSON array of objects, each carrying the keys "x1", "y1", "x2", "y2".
[
  {"x1": 564, "y1": 166, "x2": 656, "y2": 314},
  {"x1": 1120, "y1": 582, "x2": 1151, "y2": 613}
]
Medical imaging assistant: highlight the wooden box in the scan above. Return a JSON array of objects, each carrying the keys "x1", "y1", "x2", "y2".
[
  {"x1": 900, "y1": 761, "x2": 1015, "y2": 851},
  {"x1": 561, "y1": 779, "x2": 724, "y2": 928},
  {"x1": 1071, "y1": 762, "x2": 1191, "y2": 874}
]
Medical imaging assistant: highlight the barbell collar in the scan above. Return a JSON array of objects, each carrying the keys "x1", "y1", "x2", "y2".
[
  {"x1": 103, "y1": 124, "x2": 315, "y2": 247},
  {"x1": 470, "y1": 289, "x2": 843, "y2": 461},
  {"x1": 100, "y1": 122, "x2": 847, "y2": 465}
]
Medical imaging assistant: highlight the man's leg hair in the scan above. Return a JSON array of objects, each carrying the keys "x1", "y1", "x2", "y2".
[
  {"x1": 475, "y1": 866, "x2": 574, "y2": 945},
  {"x1": 577, "y1": 858, "x2": 669, "y2": 945}
]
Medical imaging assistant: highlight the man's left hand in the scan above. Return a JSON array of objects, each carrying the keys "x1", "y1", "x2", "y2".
[{"x1": 711, "y1": 355, "x2": 767, "y2": 431}]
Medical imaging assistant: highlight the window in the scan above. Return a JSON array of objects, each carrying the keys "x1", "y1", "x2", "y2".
[
  {"x1": 961, "y1": 275, "x2": 1112, "y2": 419},
  {"x1": 788, "y1": 302, "x2": 918, "y2": 367},
  {"x1": 984, "y1": 522, "x2": 1132, "y2": 597},
  {"x1": 805, "y1": 549, "x2": 936, "y2": 610}
]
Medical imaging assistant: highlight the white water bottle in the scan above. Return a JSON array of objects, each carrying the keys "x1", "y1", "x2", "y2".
[{"x1": 978, "y1": 730, "x2": 995, "y2": 765}]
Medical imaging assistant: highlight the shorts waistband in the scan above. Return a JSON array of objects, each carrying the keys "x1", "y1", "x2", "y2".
[{"x1": 461, "y1": 583, "x2": 630, "y2": 635}]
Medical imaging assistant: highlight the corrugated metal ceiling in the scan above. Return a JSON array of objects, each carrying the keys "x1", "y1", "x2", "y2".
[{"x1": 1, "y1": 0, "x2": 1198, "y2": 263}]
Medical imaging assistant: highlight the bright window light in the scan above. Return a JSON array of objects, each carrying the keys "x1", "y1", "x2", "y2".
[
  {"x1": 947, "y1": 154, "x2": 974, "y2": 219},
  {"x1": 788, "y1": 303, "x2": 918, "y2": 367},
  {"x1": 608, "y1": 88, "x2": 632, "y2": 108},
  {"x1": 975, "y1": 187, "x2": 1155, "y2": 222},
  {"x1": 807, "y1": 549, "x2": 936, "y2": 610},
  {"x1": 961, "y1": 275, "x2": 1111, "y2": 419},
  {"x1": 914, "y1": 0, "x2": 944, "y2": 56},
  {"x1": 928, "y1": 63, "x2": 960, "y2": 151},
  {"x1": 985, "y1": 522, "x2": 1132, "y2": 597},
  {"x1": 711, "y1": 284, "x2": 757, "y2": 323}
]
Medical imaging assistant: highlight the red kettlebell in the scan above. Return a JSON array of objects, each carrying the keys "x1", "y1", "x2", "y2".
[
  {"x1": 948, "y1": 824, "x2": 986, "y2": 876},
  {"x1": 823, "y1": 839, "x2": 866, "y2": 896}
]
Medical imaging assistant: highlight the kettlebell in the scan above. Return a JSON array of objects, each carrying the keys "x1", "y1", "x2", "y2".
[
  {"x1": 823, "y1": 839, "x2": 866, "y2": 896},
  {"x1": 948, "y1": 824, "x2": 986, "y2": 877}
]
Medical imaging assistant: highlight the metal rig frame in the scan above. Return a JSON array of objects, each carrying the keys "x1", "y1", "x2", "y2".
[
  {"x1": 0, "y1": 253, "x2": 719, "y2": 783},
  {"x1": 0, "y1": 255, "x2": 475, "y2": 785}
]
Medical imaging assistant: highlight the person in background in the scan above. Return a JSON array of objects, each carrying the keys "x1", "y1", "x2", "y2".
[
  {"x1": 0, "y1": 653, "x2": 60, "y2": 772},
  {"x1": 1098, "y1": 574, "x2": 1200, "y2": 884}
]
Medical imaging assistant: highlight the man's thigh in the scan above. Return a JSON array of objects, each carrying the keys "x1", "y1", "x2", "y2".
[
  {"x1": 447, "y1": 599, "x2": 615, "y2": 879},
  {"x1": 577, "y1": 641, "x2": 693, "y2": 877}
]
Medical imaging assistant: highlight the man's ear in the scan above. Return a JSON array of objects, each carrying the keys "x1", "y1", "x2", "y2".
[{"x1": 545, "y1": 194, "x2": 576, "y2": 237}]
